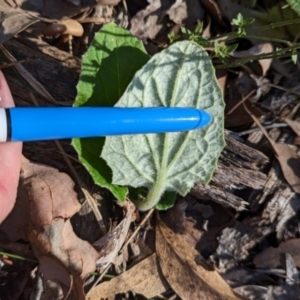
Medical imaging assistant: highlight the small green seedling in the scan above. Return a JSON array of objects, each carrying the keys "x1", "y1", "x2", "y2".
[
  {"x1": 73, "y1": 23, "x2": 225, "y2": 211},
  {"x1": 232, "y1": 13, "x2": 255, "y2": 36}
]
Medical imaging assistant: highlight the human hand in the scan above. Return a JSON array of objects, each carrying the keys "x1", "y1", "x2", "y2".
[{"x1": 0, "y1": 71, "x2": 22, "y2": 223}]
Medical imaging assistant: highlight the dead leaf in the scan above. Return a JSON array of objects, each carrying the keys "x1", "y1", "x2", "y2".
[
  {"x1": 130, "y1": 0, "x2": 170, "y2": 41},
  {"x1": 87, "y1": 253, "x2": 170, "y2": 299},
  {"x1": 155, "y1": 214, "x2": 244, "y2": 300},
  {"x1": 274, "y1": 143, "x2": 300, "y2": 193},
  {"x1": 231, "y1": 43, "x2": 273, "y2": 76},
  {"x1": 94, "y1": 201, "x2": 135, "y2": 273},
  {"x1": 10, "y1": 156, "x2": 99, "y2": 300},
  {"x1": 253, "y1": 239, "x2": 300, "y2": 269},
  {"x1": 225, "y1": 72, "x2": 265, "y2": 128},
  {"x1": 40, "y1": 0, "x2": 92, "y2": 19},
  {"x1": 130, "y1": 0, "x2": 204, "y2": 42},
  {"x1": 199, "y1": 0, "x2": 226, "y2": 25},
  {"x1": 0, "y1": 0, "x2": 95, "y2": 44},
  {"x1": 0, "y1": 8, "x2": 43, "y2": 44},
  {"x1": 168, "y1": 0, "x2": 205, "y2": 25},
  {"x1": 284, "y1": 118, "x2": 300, "y2": 138},
  {"x1": 216, "y1": 69, "x2": 227, "y2": 94},
  {"x1": 236, "y1": 253, "x2": 300, "y2": 299},
  {"x1": 96, "y1": 0, "x2": 121, "y2": 5}
]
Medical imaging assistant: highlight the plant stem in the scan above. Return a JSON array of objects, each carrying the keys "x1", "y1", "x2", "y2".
[
  {"x1": 135, "y1": 172, "x2": 166, "y2": 211},
  {"x1": 0, "y1": 251, "x2": 38, "y2": 263},
  {"x1": 215, "y1": 43, "x2": 300, "y2": 69},
  {"x1": 226, "y1": 35, "x2": 294, "y2": 46},
  {"x1": 211, "y1": 18, "x2": 300, "y2": 43}
]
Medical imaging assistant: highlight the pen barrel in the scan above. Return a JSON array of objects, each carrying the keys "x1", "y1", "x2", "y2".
[{"x1": 0, "y1": 107, "x2": 205, "y2": 142}]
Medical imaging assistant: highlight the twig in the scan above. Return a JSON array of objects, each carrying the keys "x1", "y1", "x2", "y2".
[
  {"x1": 87, "y1": 207, "x2": 155, "y2": 294},
  {"x1": 0, "y1": 58, "x2": 32, "y2": 70},
  {"x1": 269, "y1": 83, "x2": 300, "y2": 97},
  {"x1": 237, "y1": 123, "x2": 288, "y2": 136},
  {"x1": 55, "y1": 140, "x2": 107, "y2": 234},
  {"x1": 122, "y1": 207, "x2": 155, "y2": 250},
  {"x1": 0, "y1": 45, "x2": 72, "y2": 106},
  {"x1": 242, "y1": 96, "x2": 279, "y2": 156},
  {"x1": 87, "y1": 261, "x2": 113, "y2": 294},
  {"x1": 226, "y1": 89, "x2": 256, "y2": 116}
]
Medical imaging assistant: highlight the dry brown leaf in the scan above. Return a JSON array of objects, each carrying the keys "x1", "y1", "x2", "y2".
[
  {"x1": 284, "y1": 118, "x2": 300, "y2": 137},
  {"x1": 0, "y1": 7, "x2": 43, "y2": 44},
  {"x1": 199, "y1": 0, "x2": 226, "y2": 25},
  {"x1": 15, "y1": 157, "x2": 99, "y2": 300},
  {"x1": 216, "y1": 69, "x2": 227, "y2": 95},
  {"x1": 231, "y1": 43, "x2": 273, "y2": 76},
  {"x1": 96, "y1": 0, "x2": 121, "y2": 5},
  {"x1": 274, "y1": 143, "x2": 300, "y2": 193},
  {"x1": 155, "y1": 215, "x2": 244, "y2": 300},
  {"x1": 87, "y1": 253, "x2": 170, "y2": 299},
  {"x1": 130, "y1": 0, "x2": 204, "y2": 42},
  {"x1": 253, "y1": 239, "x2": 300, "y2": 269},
  {"x1": 0, "y1": 158, "x2": 138, "y2": 299},
  {"x1": 130, "y1": 0, "x2": 170, "y2": 41},
  {"x1": 40, "y1": 0, "x2": 91, "y2": 19},
  {"x1": 168, "y1": 0, "x2": 204, "y2": 25},
  {"x1": 0, "y1": 0, "x2": 94, "y2": 44},
  {"x1": 225, "y1": 73, "x2": 264, "y2": 128},
  {"x1": 243, "y1": 103, "x2": 300, "y2": 194}
]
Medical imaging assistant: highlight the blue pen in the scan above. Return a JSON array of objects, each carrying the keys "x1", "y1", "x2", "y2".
[{"x1": 0, "y1": 107, "x2": 211, "y2": 142}]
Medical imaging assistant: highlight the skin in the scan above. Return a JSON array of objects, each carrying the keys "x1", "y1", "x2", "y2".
[{"x1": 0, "y1": 71, "x2": 22, "y2": 223}]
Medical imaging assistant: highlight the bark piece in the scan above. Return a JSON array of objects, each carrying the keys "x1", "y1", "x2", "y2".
[{"x1": 191, "y1": 183, "x2": 248, "y2": 211}]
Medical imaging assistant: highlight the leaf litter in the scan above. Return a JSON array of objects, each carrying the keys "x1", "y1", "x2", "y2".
[
  {"x1": 2, "y1": 0, "x2": 300, "y2": 299},
  {"x1": 155, "y1": 214, "x2": 242, "y2": 300},
  {"x1": 0, "y1": 157, "x2": 136, "y2": 299}
]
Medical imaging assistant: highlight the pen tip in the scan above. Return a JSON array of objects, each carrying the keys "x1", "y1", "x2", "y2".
[{"x1": 196, "y1": 110, "x2": 211, "y2": 128}]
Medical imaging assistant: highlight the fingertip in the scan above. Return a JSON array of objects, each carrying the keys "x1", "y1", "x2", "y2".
[{"x1": 0, "y1": 71, "x2": 15, "y2": 108}]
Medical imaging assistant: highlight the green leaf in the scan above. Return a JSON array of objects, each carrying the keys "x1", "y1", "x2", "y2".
[
  {"x1": 156, "y1": 191, "x2": 177, "y2": 210},
  {"x1": 72, "y1": 23, "x2": 150, "y2": 201},
  {"x1": 226, "y1": 44, "x2": 238, "y2": 54},
  {"x1": 241, "y1": 17, "x2": 255, "y2": 26},
  {"x1": 287, "y1": 0, "x2": 300, "y2": 16},
  {"x1": 101, "y1": 41, "x2": 225, "y2": 211},
  {"x1": 291, "y1": 49, "x2": 298, "y2": 64},
  {"x1": 194, "y1": 23, "x2": 203, "y2": 35}
]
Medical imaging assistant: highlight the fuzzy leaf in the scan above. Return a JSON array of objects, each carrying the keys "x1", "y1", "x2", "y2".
[
  {"x1": 101, "y1": 41, "x2": 225, "y2": 211},
  {"x1": 72, "y1": 23, "x2": 150, "y2": 201},
  {"x1": 287, "y1": 0, "x2": 300, "y2": 16}
]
